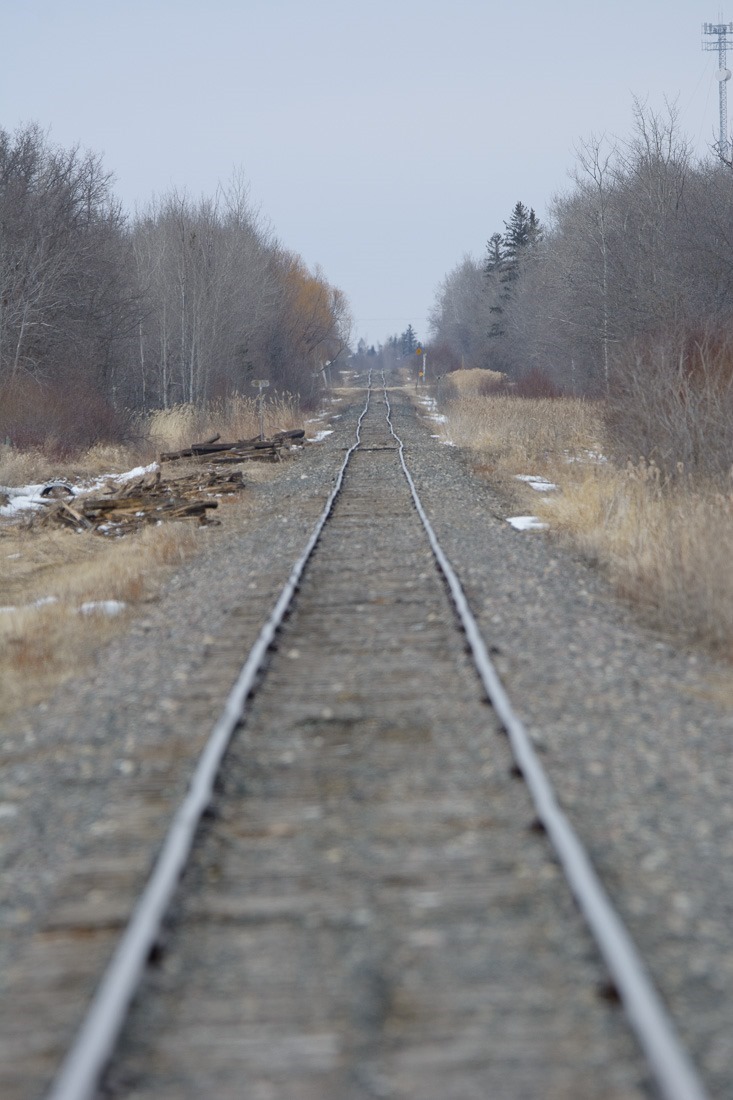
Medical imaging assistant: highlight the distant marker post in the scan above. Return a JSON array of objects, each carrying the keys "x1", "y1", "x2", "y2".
[{"x1": 251, "y1": 378, "x2": 270, "y2": 440}]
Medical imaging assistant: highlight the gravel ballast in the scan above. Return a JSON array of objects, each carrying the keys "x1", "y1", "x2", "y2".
[{"x1": 0, "y1": 381, "x2": 731, "y2": 1097}]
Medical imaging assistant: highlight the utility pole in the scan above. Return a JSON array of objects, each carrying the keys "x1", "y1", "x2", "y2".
[
  {"x1": 703, "y1": 21, "x2": 733, "y2": 159},
  {"x1": 251, "y1": 378, "x2": 270, "y2": 440}
]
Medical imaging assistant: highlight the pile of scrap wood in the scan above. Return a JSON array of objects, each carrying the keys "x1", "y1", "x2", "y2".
[
  {"x1": 160, "y1": 429, "x2": 305, "y2": 464},
  {"x1": 34, "y1": 467, "x2": 246, "y2": 536}
]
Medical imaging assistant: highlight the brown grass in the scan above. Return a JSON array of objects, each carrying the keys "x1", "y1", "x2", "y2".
[
  {"x1": 0, "y1": 391, "x2": 306, "y2": 724},
  {"x1": 439, "y1": 393, "x2": 603, "y2": 467},
  {"x1": 0, "y1": 442, "x2": 144, "y2": 488},
  {"x1": 0, "y1": 522, "x2": 200, "y2": 722},
  {"x1": 441, "y1": 392, "x2": 733, "y2": 658},
  {"x1": 441, "y1": 368, "x2": 506, "y2": 396},
  {"x1": 148, "y1": 394, "x2": 301, "y2": 454},
  {"x1": 0, "y1": 392, "x2": 304, "y2": 488}
]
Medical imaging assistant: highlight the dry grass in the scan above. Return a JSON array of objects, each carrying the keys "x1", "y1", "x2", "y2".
[
  {"x1": 441, "y1": 368, "x2": 506, "y2": 396},
  {"x1": 0, "y1": 390, "x2": 305, "y2": 724},
  {"x1": 0, "y1": 393, "x2": 304, "y2": 490},
  {"x1": 440, "y1": 392, "x2": 733, "y2": 658},
  {"x1": 0, "y1": 442, "x2": 144, "y2": 488},
  {"x1": 148, "y1": 394, "x2": 301, "y2": 454},
  {"x1": 539, "y1": 463, "x2": 733, "y2": 653},
  {"x1": 440, "y1": 393, "x2": 603, "y2": 467},
  {"x1": 0, "y1": 521, "x2": 200, "y2": 722}
]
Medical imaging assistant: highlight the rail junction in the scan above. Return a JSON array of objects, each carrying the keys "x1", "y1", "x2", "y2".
[{"x1": 0, "y1": 375, "x2": 716, "y2": 1099}]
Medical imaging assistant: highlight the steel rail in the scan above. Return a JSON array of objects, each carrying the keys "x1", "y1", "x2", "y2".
[
  {"x1": 45, "y1": 383, "x2": 374, "y2": 1100},
  {"x1": 382, "y1": 375, "x2": 709, "y2": 1100}
]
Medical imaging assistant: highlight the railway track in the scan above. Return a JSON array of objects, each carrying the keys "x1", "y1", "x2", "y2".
[{"x1": 36, "y1": 375, "x2": 708, "y2": 1098}]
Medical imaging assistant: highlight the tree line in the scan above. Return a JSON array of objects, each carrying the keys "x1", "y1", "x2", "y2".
[
  {"x1": 429, "y1": 101, "x2": 733, "y2": 476},
  {"x1": 430, "y1": 102, "x2": 733, "y2": 392},
  {"x1": 0, "y1": 123, "x2": 351, "y2": 448}
]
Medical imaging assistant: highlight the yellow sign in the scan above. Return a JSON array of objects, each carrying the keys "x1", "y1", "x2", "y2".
[{"x1": 416, "y1": 345, "x2": 423, "y2": 355}]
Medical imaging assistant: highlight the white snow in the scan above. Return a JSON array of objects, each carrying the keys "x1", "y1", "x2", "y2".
[
  {"x1": 309, "y1": 429, "x2": 333, "y2": 442},
  {"x1": 506, "y1": 515, "x2": 548, "y2": 531},
  {"x1": 0, "y1": 461, "x2": 160, "y2": 520},
  {"x1": 115, "y1": 462, "x2": 158, "y2": 482},
  {"x1": 0, "y1": 483, "x2": 48, "y2": 517},
  {"x1": 515, "y1": 474, "x2": 558, "y2": 492},
  {"x1": 2, "y1": 597, "x2": 126, "y2": 616},
  {"x1": 79, "y1": 600, "x2": 127, "y2": 616}
]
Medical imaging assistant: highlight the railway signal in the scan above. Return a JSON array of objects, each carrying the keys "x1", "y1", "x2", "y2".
[{"x1": 416, "y1": 344, "x2": 427, "y2": 386}]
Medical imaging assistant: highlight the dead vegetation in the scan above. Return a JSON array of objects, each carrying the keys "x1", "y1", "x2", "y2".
[
  {"x1": 147, "y1": 394, "x2": 302, "y2": 457},
  {"x1": 33, "y1": 467, "x2": 246, "y2": 535},
  {"x1": 438, "y1": 390, "x2": 733, "y2": 660},
  {"x1": 0, "y1": 394, "x2": 310, "y2": 724},
  {"x1": 0, "y1": 521, "x2": 201, "y2": 722}
]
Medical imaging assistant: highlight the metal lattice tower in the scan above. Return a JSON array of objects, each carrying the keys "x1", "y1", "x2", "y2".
[{"x1": 703, "y1": 21, "x2": 733, "y2": 159}]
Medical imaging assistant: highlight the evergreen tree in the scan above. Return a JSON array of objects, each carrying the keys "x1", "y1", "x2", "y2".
[
  {"x1": 484, "y1": 232, "x2": 504, "y2": 277},
  {"x1": 501, "y1": 201, "x2": 541, "y2": 285},
  {"x1": 401, "y1": 324, "x2": 417, "y2": 355},
  {"x1": 488, "y1": 201, "x2": 543, "y2": 339}
]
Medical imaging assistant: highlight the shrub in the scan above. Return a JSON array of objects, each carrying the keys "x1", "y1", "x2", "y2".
[
  {"x1": 511, "y1": 367, "x2": 564, "y2": 399},
  {"x1": 606, "y1": 330, "x2": 733, "y2": 480},
  {"x1": 0, "y1": 374, "x2": 132, "y2": 454}
]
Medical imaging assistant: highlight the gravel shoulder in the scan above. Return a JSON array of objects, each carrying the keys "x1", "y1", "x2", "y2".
[{"x1": 397, "y1": 384, "x2": 733, "y2": 1095}]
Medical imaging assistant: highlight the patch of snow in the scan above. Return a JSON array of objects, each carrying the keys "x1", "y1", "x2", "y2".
[
  {"x1": 0, "y1": 483, "x2": 47, "y2": 517},
  {"x1": 309, "y1": 430, "x2": 334, "y2": 442},
  {"x1": 79, "y1": 600, "x2": 127, "y2": 616},
  {"x1": 442, "y1": 440, "x2": 457, "y2": 447},
  {"x1": 506, "y1": 515, "x2": 548, "y2": 531},
  {"x1": 115, "y1": 462, "x2": 159, "y2": 483},
  {"x1": 0, "y1": 595, "x2": 58, "y2": 613},
  {"x1": 0, "y1": 461, "x2": 159, "y2": 522},
  {"x1": 515, "y1": 475, "x2": 558, "y2": 492}
]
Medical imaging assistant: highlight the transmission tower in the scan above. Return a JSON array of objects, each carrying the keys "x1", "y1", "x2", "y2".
[{"x1": 703, "y1": 21, "x2": 733, "y2": 158}]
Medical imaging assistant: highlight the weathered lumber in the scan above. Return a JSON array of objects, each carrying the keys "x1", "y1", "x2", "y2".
[
  {"x1": 273, "y1": 429, "x2": 305, "y2": 442},
  {"x1": 34, "y1": 464, "x2": 243, "y2": 536},
  {"x1": 161, "y1": 429, "x2": 297, "y2": 462}
]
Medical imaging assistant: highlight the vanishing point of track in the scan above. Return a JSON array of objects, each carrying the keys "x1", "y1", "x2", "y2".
[{"x1": 47, "y1": 374, "x2": 708, "y2": 1100}]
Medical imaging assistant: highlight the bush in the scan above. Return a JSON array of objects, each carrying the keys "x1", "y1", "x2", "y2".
[
  {"x1": 606, "y1": 331, "x2": 733, "y2": 480},
  {"x1": 0, "y1": 374, "x2": 132, "y2": 455},
  {"x1": 511, "y1": 367, "x2": 564, "y2": 399}
]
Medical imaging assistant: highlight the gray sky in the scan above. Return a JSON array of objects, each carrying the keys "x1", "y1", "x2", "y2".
[{"x1": 0, "y1": 0, "x2": 726, "y2": 345}]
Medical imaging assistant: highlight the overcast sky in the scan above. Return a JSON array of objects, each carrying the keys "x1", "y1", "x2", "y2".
[{"x1": 0, "y1": 1, "x2": 727, "y2": 345}]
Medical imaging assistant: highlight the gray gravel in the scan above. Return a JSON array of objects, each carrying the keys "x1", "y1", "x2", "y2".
[
  {"x1": 0, "y1": 381, "x2": 731, "y2": 1097},
  {"x1": 394, "y1": 387, "x2": 733, "y2": 1096},
  {"x1": 98, "y1": 387, "x2": 648, "y2": 1100}
]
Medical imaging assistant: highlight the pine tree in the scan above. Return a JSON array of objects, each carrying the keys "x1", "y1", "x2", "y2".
[
  {"x1": 484, "y1": 232, "x2": 504, "y2": 277},
  {"x1": 488, "y1": 202, "x2": 542, "y2": 340},
  {"x1": 501, "y1": 202, "x2": 541, "y2": 284},
  {"x1": 401, "y1": 324, "x2": 417, "y2": 355}
]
